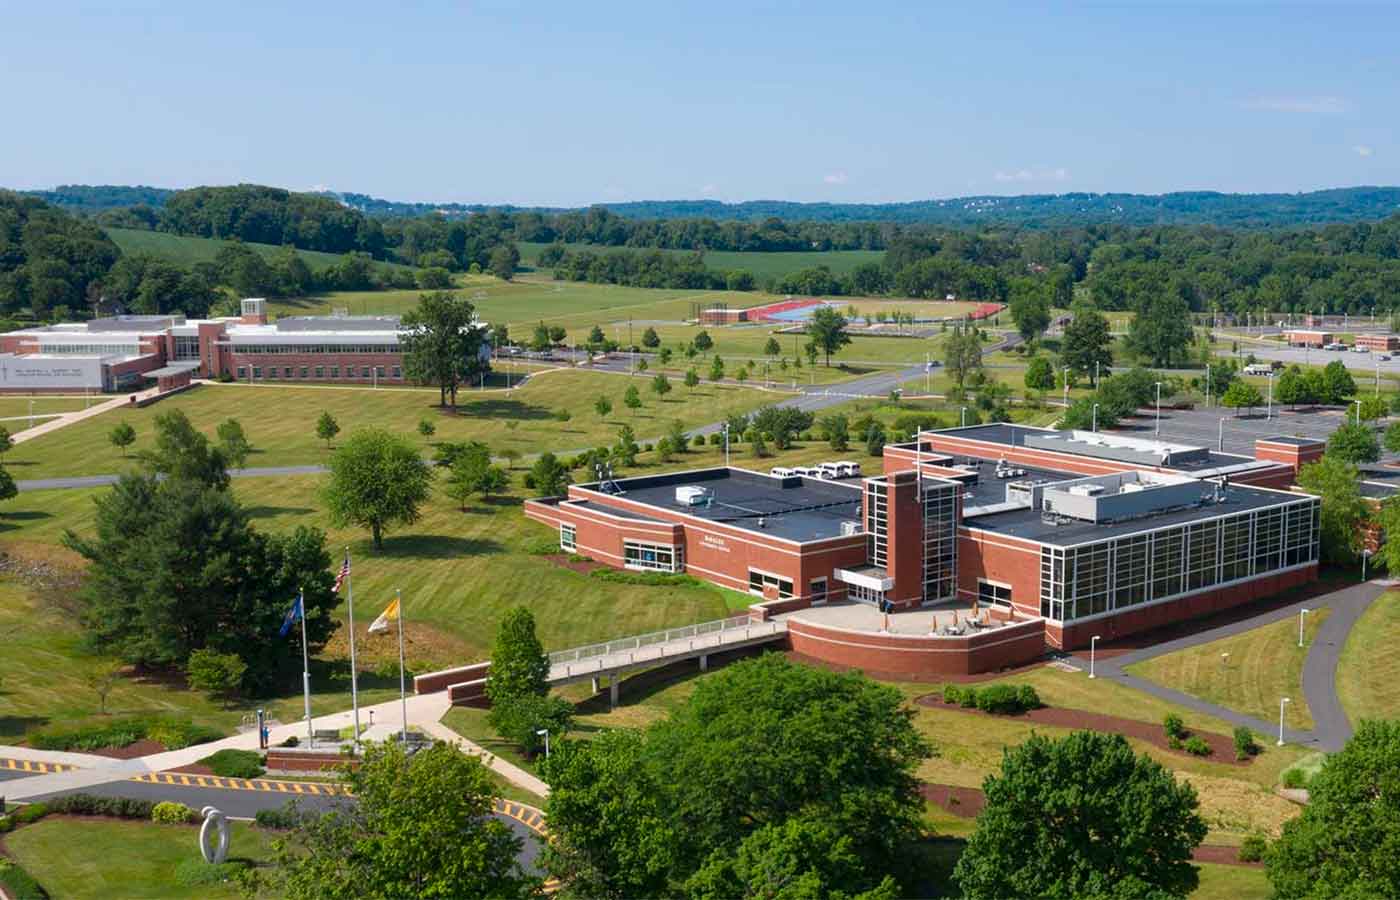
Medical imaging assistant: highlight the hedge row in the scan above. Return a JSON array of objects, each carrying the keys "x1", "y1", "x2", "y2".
[
  {"x1": 940, "y1": 682, "x2": 1042, "y2": 715},
  {"x1": 0, "y1": 859, "x2": 47, "y2": 899},
  {"x1": 29, "y1": 716, "x2": 222, "y2": 752},
  {"x1": 589, "y1": 569, "x2": 701, "y2": 587}
]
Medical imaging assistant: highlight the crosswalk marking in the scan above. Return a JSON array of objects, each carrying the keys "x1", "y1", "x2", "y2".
[
  {"x1": 0, "y1": 758, "x2": 72, "y2": 774},
  {"x1": 129, "y1": 772, "x2": 346, "y2": 795}
]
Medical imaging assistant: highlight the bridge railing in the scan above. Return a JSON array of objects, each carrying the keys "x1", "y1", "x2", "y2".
[{"x1": 547, "y1": 614, "x2": 776, "y2": 669}]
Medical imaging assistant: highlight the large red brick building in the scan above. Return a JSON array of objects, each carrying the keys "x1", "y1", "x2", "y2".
[
  {"x1": 525, "y1": 425, "x2": 1322, "y2": 674},
  {"x1": 0, "y1": 299, "x2": 490, "y2": 393}
]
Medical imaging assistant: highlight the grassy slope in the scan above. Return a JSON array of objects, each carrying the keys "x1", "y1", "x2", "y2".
[
  {"x1": 104, "y1": 226, "x2": 410, "y2": 272},
  {"x1": 1336, "y1": 590, "x2": 1400, "y2": 723},
  {"x1": 1, "y1": 818, "x2": 274, "y2": 900},
  {"x1": 516, "y1": 241, "x2": 884, "y2": 279},
  {"x1": 3, "y1": 374, "x2": 781, "y2": 478},
  {"x1": 1125, "y1": 608, "x2": 1329, "y2": 731}
]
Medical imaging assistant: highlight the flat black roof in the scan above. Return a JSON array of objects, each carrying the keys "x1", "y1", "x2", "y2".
[
  {"x1": 579, "y1": 467, "x2": 863, "y2": 543},
  {"x1": 967, "y1": 483, "x2": 1312, "y2": 546},
  {"x1": 931, "y1": 423, "x2": 1262, "y2": 473},
  {"x1": 1260, "y1": 435, "x2": 1325, "y2": 447}
]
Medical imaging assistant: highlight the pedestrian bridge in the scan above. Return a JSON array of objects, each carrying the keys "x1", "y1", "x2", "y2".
[{"x1": 415, "y1": 615, "x2": 788, "y2": 707}]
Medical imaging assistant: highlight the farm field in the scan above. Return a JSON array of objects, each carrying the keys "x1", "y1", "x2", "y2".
[
  {"x1": 1336, "y1": 590, "x2": 1400, "y2": 723},
  {"x1": 104, "y1": 226, "x2": 412, "y2": 273},
  {"x1": 1125, "y1": 608, "x2": 1328, "y2": 731},
  {"x1": 2, "y1": 373, "x2": 781, "y2": 479},
  {"x1": 517, "y1": 241, "x2": 884, "y2": 280}
]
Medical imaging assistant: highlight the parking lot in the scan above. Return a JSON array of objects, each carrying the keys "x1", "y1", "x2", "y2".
[
  {"x1": 1105, "y1": 402, "x2": 1394, "y2": 461},
  {"x1": 1230, "y1": 341, "x2": 1400, "y2": 381}
]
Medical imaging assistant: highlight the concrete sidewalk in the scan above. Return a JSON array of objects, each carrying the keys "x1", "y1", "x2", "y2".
[{"x1": 10, "y1": 386, "x2": 165, "y2": 446}]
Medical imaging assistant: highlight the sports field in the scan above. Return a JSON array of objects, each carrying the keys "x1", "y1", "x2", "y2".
[
  {"x1": 516, "y1": 241, "x2": 884, "y2": 280},
  {"x1": 104, "y1": 227, "x2": 412, "y2": 273},
  {"x1": 2, "y1": 373, "x2": 779, "y2": 479}
]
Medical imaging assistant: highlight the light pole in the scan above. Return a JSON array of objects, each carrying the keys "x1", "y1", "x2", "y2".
[
  {"x1": 536, "y1": 728, "x2": 550, "y2": 758},
  {"x1": 1218, "y1": 417, "x2": 1226, "y2": 452},
  {"x1": 1154, "y1": 382, "x2": 1163, "y2": 436},
  {"x1": 1089, "y1": 634, "x2": 1101, "y2": 679},
  {"x1": 1363, "y1": 548, "x2": 1372, "y2": 581},
  {"x1": 722, "y1": 422, "x2": 730, "y2": 467},
  {"x1": 1062, "y1": 367, "x2": 1070, "y2": 410},
  {"x1": 1298, "y1": 608, "x2": 1309, "y2": 647},
  {"x1": 1277, "y1": 697, "x2": 1291, "y2": 746},
  {"x1": 1267, "y1": 372, "x2": 1274, "y2": 420},
  {"x1": 1206, "y1": 364, "x2": 1211, "y2": 410},
  {"x1": 1355, "y1": 399, "x2": 1362, "y2": 425},
  {"x1": 1092, "y1": 403, "x2": 1100, "y2": 433},
  {"x1": 1377, "y1": 359, "x2": 1382, "y2": 396},
  {"x1": 960, "y1": 406, "x2": 967, "y2": 427}
]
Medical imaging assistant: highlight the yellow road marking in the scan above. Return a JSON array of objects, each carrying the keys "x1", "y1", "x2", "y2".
[{"x1": 0, "y1": 758, "x2": 72, "y2": 774}]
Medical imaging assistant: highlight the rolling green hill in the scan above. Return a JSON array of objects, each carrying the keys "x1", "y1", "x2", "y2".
[
  {"x1": 103, "y1": 227, "x2": 411, "y2": 272},
  {"x1": 517, "y1": 242, "x2": 881, "y2": 280}
]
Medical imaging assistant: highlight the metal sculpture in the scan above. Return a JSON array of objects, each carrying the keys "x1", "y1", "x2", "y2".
[{"x1": 199, "y1": 805, "x2": 230, "y2": 864}]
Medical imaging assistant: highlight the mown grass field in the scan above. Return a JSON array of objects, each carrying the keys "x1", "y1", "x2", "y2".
[
  {"x1": 1, "y1": 817, "x2": 275, "y2": 900},
  {"x1": 2, "y1": 373, "x2": 782, "y2": 478},
  {"x1": 1125, "y1": 608, "x2": 1328, "y2": 731},
  {"x1": 0, "y1": 397, "x2": 101, "y2": 418},
  {"x1": 1336, "y1": 590, "x2": 1400, "y2": 723},
  {"x1": 104, "y1": 226, "x2": 412, "y2": 272},
  {"x1": 516, "y1": 241, "x2": 885, "y2": 280}
]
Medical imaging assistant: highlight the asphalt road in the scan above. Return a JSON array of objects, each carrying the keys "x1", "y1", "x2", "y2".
[
  {"x1": 19, "y1": 778, "x2": 544, "y2": 874},
  {"x1": 1235, "y1": 342, "x2": 1400, "y2": 377}
]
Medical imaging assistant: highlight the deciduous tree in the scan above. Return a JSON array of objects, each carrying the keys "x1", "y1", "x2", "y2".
[
  {"x1": 399, "y1": 292, "x2": 487, "y2": 410},
  {"x1": 322, "y1": 428, "x2": 434, "y2": 550},
  {"x1": 953, "y1": 731, "x2": 1207, "y2": 899},
  {"x1": 1061, "y1": 306, "x2": 1113, "y2": 385},
  {"x1": 806, "y1": 305, "x2": 852, "y2": 366},
  {"x1": 108, "y1": 421, "x2": 137, "y2": 457},
  {"x1": 1297, "y1": 456, "x2": 1366, "y2": 565},
  {"x1": 315, "y1": 412, "x2": 339, "y2": 449},
  {"x1": 1327, "y1": 422, "x2": 1380, "y2": 464},
  {"x1": 528, "y1": 452, "x2": 570, "y2": 496},
  {"x1": 216, "y1": 418, "x2": 252, "y2": 469}
]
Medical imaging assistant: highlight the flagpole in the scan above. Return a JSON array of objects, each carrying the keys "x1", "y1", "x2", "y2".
[
  {"x1": 396, "y1": 588, "x2": 407, "y2": 744},
  {"x1": 345, "y1": 549, "x2": 360, "y2": 745},
  {"x1": 299, "y1": 588, "x2": 312, "y2": 746}
]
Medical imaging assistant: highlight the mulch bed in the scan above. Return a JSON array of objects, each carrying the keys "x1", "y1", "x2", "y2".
[
  {"x1": 919, "y1": 782, "x2": 1259, "y2": 867},
  {"x1": 167, "y1": 762, "x2": 215, "y2": 775},
  {"x1": 915, "y1": 694, "x2": 1249, "y2": 765},
  {"x1": 84, "y1": 739, "x2": 166, "y2": 760},
  {"x1": 784, "y1": 650, "x2": 1053, "y2": 685},
  {"x1": 540, "y1": 553, "x2": 608, "y2": 575}
]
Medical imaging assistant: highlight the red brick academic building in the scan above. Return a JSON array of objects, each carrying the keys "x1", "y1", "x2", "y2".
[{"x1": 526, "y1": 425, "x2": 1322, "y2": 675}]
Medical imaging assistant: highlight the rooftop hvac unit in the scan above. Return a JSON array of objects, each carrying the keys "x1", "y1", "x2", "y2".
[
  {"x1": 675, "y1": 485, "x2": 712, "y2": 506},
  {"x1": 1067, "y1": 484, "x2": 1104, "y2": 496},
  {"x1": 841, "y1": 521, "x2": 863, "y2": 536}
]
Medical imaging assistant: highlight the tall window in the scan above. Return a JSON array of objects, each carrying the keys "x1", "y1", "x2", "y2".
[
  {"x1": 809, "y1": 577, "x2": 828, "y2": 604},
  {"x1": 625, "y1": 540, "x2": 682, "y2": 573},
  {"x1": 560, "y1": 524, "x2": 576, "y2": 552}
]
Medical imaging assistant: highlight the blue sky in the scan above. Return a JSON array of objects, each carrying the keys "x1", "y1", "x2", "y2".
[{"x1": 3, "y1": 2, "x2": 1396, "y2": 205}]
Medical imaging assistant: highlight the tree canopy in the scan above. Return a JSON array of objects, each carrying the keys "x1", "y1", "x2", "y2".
[
  {"x1": 1297, "y1": 455, "x2": 1366, "y2": 565},
  {"x1": 805, "y1": 305, "x2": 852, "y2": 366},
  {"x1": 322, "y1": 428, "x2": 434, "y2": 550},
  {"x1": 399, "y1": 291, "x2": 488, "y2": 410},
  {"x1": 954, "y1": 730, "x2": 1207, "y2": 899},
  {"x1": 539, "y1": 655, "x2": 930, "y2": 897}
]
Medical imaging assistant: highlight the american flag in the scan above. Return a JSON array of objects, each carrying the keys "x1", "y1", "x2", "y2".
[{"x1": 333, "y1": 555, "x2": 350, "y2": 594}]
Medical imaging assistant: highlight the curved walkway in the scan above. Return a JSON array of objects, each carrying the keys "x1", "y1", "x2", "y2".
[{"x1": 1068, "y1": 579, "x2": 1389, "y2": 751}]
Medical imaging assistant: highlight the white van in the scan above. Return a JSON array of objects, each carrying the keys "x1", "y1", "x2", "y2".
[
  {"x1": 836, "y1": 461, "x2": 862, "y2": 477},
  {"x1": 792, "y1": 466, "x2": 821, "y2": 478},
  {"x1": 769, "y1": 466, "x2": 796, "y2": 478},
  {"x1": 1242, "y1": 363, "x2": 1274, "y2": 376},
  {"x1": 816, "y1": 462, "x2": 843, "y2": 480}
]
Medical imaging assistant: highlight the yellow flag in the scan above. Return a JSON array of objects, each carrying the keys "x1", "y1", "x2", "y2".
[{"x1": 368, "y1": 598, "x2": 400, "y2": 634}]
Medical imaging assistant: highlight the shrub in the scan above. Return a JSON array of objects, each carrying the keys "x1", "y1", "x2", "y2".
[
  {"x1": 1233, "y1": 726, "x2": 1258, "y2": 761},
  {"x1": 254, "y1": 801, "x2": 303, "y2": 831},
  {"x1": 173, "y1": 858, "x2": 252, "y2": 887},
  {"x1": 958, "y1": 686, "x2": 979, "y2": 708},
  {"x1": 0, "y1": 859, "x2": 48, "y2": 899},
  {"x1": 46, "y1": 794, "x2": 153, "y2": 819},
  {"x1": 197, "y1": 748, "x2": 265, "y2": 779},
  {"x1": 1183, "y1": 736, "x2": 1212, "y2": 756},
  {"x1": 708, "y1": 433, "x2": 722, "y2": 446},
  {"x1": 1168, "y1": 735, "x2": 1183, "y2": 751},
  {"x1": 11, "y1": 803, "x2": 49, "y2": 827},
  {"x1": 941, "y1": 683, "x2": 963, "y2": 705},
  {"x1": 1282, "y1": 767, "x2": 1309, "y2": 789},
  {"x1": 29, "y1": 721, "x2": 142, "y2": 752},
  {"x1": 146, "y1": 719, "x2": 223, "y2": 750},
  {"x1": 0, "y1": 816, "x2": 10, "y2": 834},
  {"x1": 1014, "y1": 684, "x2": 1042, "y2": 711},
  {"x1": 1238, "y1": 833, "x2": 1267, "y2": 863},
  {"x1": 589, "y1": 569, "x2": 700, "y2": 587},
  {"x1": 152, "y1": 801, "x2": 194, "y2": 825},
  {"x1": 1163, "y1": 713, "x2": 1186, "y2": 740},
  {"x1": 974, "y1": 684, "x2": 1023, "y2": 714},
  {"x1": 186, "y1": 648, "x2": 247, "y2": 699},
  {"x1": 489, "y1": 693, "x2": 575, "y2": 758},
  {"x1": 279, "y1": 735, "x2": 300, "y2": 748}
]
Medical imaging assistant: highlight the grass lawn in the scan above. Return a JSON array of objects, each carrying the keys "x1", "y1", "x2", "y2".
[
  {"x1": 3, "y1": 373, "x2": 781, "y2": 478},
  {"x1": 1125, "y1": 608, "x2": 1329, "y2": 731},
  {"x1": 1192, "y1": 864, "x2": 1272, "y2": 900},
  {"x1": 105, "y1": 226, "x2": 411, "y2": 273},
  {"x1": 0, "y1": 397, "x2": 101, "y2": 418},
  {"x1": 1336, "y1": 590, "x2": 1400, "y2": 723},
  {"x1": 1, "y1": 817, "x2": 274, "y2": 899}
]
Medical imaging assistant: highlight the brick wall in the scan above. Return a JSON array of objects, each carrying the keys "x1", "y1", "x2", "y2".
[{"x1": 786, "y1": 616, "x2": 1046, "y2": 676}]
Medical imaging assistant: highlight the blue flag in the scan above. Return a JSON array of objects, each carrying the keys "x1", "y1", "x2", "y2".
[{"x1": 279, "y1": 594, "x2": 304, "y2": 638}]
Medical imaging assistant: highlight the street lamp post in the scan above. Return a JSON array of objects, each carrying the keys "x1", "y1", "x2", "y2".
[
  {"x1": 1278, "y1": 697, "x2": 1291, "y2": 746},
  {"x1": 722, "y1": 422, "x2": 730, "y2": 467},
  {"x1": 1154, "y1": 382, "x2": 1163, "y2": 436},
  {"x1": 1092, "y1": 403, "x2": 1100, "y2": 433},
  {"x1": 960, "y1": 406, "x2": 967, "y2": 427},
  {"x1": 1089, "y1": 635, "x2": 1101, "y2": 679},
  {"x1": 1377, "y1": 359, "x2": 1382, "y2": 396},
  {"x1": 1355, "y1": 399, "x2": 1362, "y2": 425},
  {"x1": 1218, "y1": 417, "x2": 1226, "y2": 452},
  {"x1": 1267, "y1": 372, "x2": 1274, "y2": 420},
  {"x1": 1062, "y1": 367, "x2": 1070, "y2": 410},
  {"x1": 1363, "y1": 548, "x2": 1372, "y2": 581},
  {"x1": 536, "y1": 728, "x2": 550, "y2": 758},
  {"x1": 1298, "y1": 608, "x2": 1309, "y2": 647}
]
